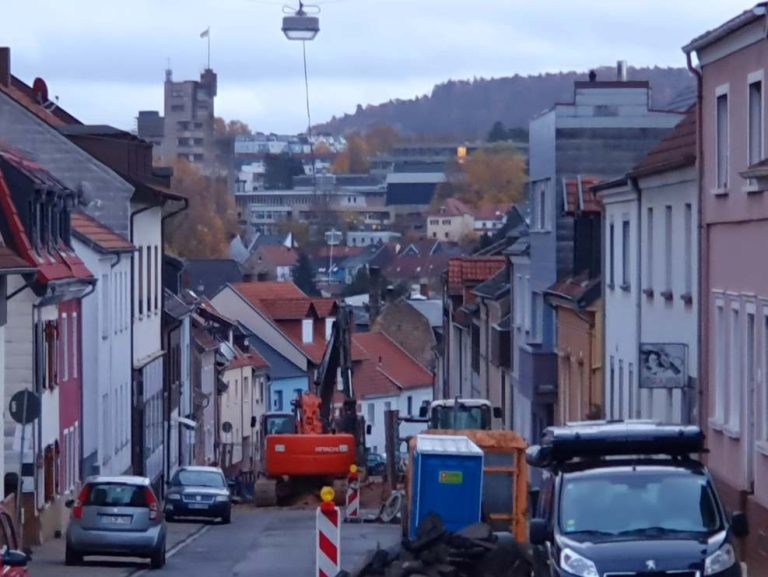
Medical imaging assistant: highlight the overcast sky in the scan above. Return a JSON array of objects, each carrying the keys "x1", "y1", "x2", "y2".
[{"x1": 0, "y1": 0, "x2": 754, "y2": 133}]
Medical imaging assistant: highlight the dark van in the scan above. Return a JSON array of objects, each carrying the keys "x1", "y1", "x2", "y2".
[{"x1": 526, "y1": 421, "x2": 748, "y2": 577}]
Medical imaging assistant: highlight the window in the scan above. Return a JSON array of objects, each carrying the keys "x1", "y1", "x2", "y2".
[
  {"x1": 61, "y1": 313, "x2": 68, "y2": 382},
  {"x1": 523, "y1": 275, "x2": 531, "y2": 331},
  {"x1": 154, "y1": 246, "x2": 160, "y2": 313},
  {"x1": 618, "y1": 360, "x2": 624, "y2": 420},
  {"x1": 621, "y1": 219, "x2": 630, "y2": 288},
  {"x1": 716, "y1": 91, "x2": 729, "y2": 189},
  {"x1": 609, "y1": 356, "x2": 615, "y2": 420},
  {"x1": 103, "y1": 393, "x2": 111, "y2": 463},
  {"x1": 302, "y1": 319, "x2": 313, "y2": 344},
  {"x1": 325, "y1": 318, "x2": 335, "y2": 340},
  {"x1": 684, "y1": 204, "x2": 692, "y2": 296},
  {"x1": 609, "y1": 222, "x2": 615, "y2": 287},
  {"x1": 534, "y1": 181, "x2": 549, "y2": 231},
  {"x1": 514, "y1": 274, "x2": 522, "y2": 327},
  {"x1": 171, "y1": 104, "x2": 184, "y2": 112},
  {"x1": 72, "y1": 312, "x2": 78, "y2": 379},
  {"x1": 530, "y1": 292, "x2": 543, "y2": 343},
  {"x1": 367, "y1": 403, "x2": 375, "y2": 427},
  {"x1": 628, "y1": 363, "x2": 635, "y2": 419},
  {"x1": 748, "y1": 79, "x2": 763, "y2": 166},
  {"x1": 646, "y1": 208, "x2": 653, "y2": 289},
  {"x1": 146, "y1": 245, "x2": 152, "y2": 313},
  {"x1": 714, "y1": 299, "x2": 726, "y2": 423},
  {"x1": 746, "y1": 310, "x2": 756, "y2": 431},
  {"x1": 664, "y1": 206, "x2": 672, "y2": 294},
  {"x1": 729, "y1": 303, "x2": 741, "y2": 431},
  {"x1": 101, "y1": 273, "x2": 110, "y2": 339},
  {"x1": 407, "y1": 396, "x2": 413, "y2": 416},
  {"x1": 471, "y1": 323, "x2": 480, "y2": 373},
  {"x1": 138, "y1": 247, "x2": 144, "y2": 317}
]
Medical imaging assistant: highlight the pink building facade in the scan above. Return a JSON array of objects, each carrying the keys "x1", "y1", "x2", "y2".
[{"x1": 685, "y1": 5, "x2": 768, "y2": 567}]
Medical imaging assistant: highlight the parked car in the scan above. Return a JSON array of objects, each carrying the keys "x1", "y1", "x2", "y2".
[
  {"x1": 366, "y1": 453, "x2": 386, "y2": 476},
  {"x1": 164, "y1": 466, "x2": 231, "y2": 524},
  {"x1": 65, "y1": 476, "x2": 166, "y2": 568}
]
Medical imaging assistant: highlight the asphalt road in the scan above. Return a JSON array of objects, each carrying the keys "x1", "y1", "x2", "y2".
[{"x1": 32, "y1": 506, "x2": 401, "y2": 577}]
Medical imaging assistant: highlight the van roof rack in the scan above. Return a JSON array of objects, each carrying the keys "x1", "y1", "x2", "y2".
[{"x1": 526, "y1": 420, "x2": 705, "y2": 469}]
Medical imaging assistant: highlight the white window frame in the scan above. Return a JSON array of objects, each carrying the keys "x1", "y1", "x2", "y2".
[
  {"x1": 325, "y1": 317, "x2": 335, "y2": 341},
  {"x1": 302, "y1": 319, "x2": 313, "y2": 344},
  {"x1": 664, "y1": 205, "x2": 673, "y2": 293},
  {"x1": 747, "y1": 70, "x2": 765, "y2": 186},
  {"x1": 712, "y1": 296, "x2": 726, "y2": 425},
  {"x1": 621, "y1": 217, "x2": 631, "y2": 289},
  {"x1": 762, "y1": 305, "x2": 768, "y2": 443},
  {"x1": 533, "y1": 181, "x2": 550, "y2": 232},
  {"x1": 714, "y1": 83, "x2": 730, "y2": 194},
  {"x1": 727, "y1": 300, "x2": 742, "y2": 435},
  {"x1": 684, "y1": 203, "x2": 693, "y2": 296},
  {"x1": 645, "y1": 207, "x2": 653, "y2": 290},
  {"x1": 101, "y1": 273, "x2": 110, "y2": 339},
  {"x1": 523, "y1": 275, "x2": 531, "y2": 332},
  {"x1": 61, "y1": 313, "x2": 68, "y2": 383},
  {"x1": 72, "y1": 312, "x2": 78, "y2": 379}
]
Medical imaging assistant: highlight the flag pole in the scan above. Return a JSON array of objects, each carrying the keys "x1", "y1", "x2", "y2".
[{"x1": 207, "y1": 27, "x2": 211, "y2": 69}]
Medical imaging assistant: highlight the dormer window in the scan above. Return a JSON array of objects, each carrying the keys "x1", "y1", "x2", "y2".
[
  {"x1": 325, "y1": 317, "x2": 335, "y2": 340},
  {"x1": 302, "y1": 319, "x2": 313, "y2": 344}
]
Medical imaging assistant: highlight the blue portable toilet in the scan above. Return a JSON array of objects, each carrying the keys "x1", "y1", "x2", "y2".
[{"x1": 408, "y1": 434, "x2": 484, "y2": 539}]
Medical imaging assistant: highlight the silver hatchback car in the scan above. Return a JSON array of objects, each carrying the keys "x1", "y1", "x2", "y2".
[{"x1": 65, "y1": 476, "x2": 166, "y2": 569}]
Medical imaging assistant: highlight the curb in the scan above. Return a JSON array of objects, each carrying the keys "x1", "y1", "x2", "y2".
[{"x1": 125, "y1": 524, "x2": 211, "y2": 576}]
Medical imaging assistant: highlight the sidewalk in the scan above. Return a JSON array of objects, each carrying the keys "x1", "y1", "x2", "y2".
[{"x1": 29, "y1": 520, "x2": 205, "y2": 577}]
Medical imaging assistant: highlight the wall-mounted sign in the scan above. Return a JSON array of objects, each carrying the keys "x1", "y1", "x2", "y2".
[{"x1": 639, "y1": 343, "x2": 687, "y2": 389}]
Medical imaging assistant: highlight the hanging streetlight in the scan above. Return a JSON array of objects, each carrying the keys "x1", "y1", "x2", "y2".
[{"x1": 282, "y1": 2, "x2": 320, "y2": 41}]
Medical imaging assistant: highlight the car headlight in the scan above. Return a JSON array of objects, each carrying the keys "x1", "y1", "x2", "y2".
[
  {"x1": 705, "y1": 543, "x2": 736, "y2": 575},
  {"x1": 166, "y1": 494, "x2": 181, "y2": 501},
  {"x1": 560, "y1": 548, "x2": 599, "y2": 577},
  {"x1": 215, "y1": 495, "x2": 230, "y2": 502}
]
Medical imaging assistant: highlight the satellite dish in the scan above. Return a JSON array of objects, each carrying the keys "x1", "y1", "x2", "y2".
[{"x1": 222, "y1": 421, "x2": 233, "y2": 434}]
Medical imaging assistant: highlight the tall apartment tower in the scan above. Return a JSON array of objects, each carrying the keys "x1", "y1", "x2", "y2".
[{"x1": 138, "y1": 68, "x2": 218, "y2": 172}]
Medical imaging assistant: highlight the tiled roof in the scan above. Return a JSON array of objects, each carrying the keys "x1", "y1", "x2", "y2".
[
  {"x1": 312, "y1": 298, "x2": 336, "y2": 318},
  {"x1": 227, "y1": 348, "x2": 269, "y2": 370},
  {"x1": 563, "y1": 176, "x2": 602, "y2": 215},
  {"x1": 251, "y1": 245, "x2": 299, "y2": 267},
  {"x1": 315, "y1": 246, "x2": 365, "y2": 258},
  {"x1": 231, "y1": 281, "x2": 306, "y2": 301},
  {"x1": 472, "y1": 267, "x2": 509, "y2": 300},
  {"x1": 683, "y1": 5, "x2": 765, "y2": 53},
  {"x1": 384, "y1": 255, "x2": 451, "y2": 281},
  {"x1": 544, "y1": 271, "x2": 601, "y2": 308},
  {"x1": 472, "y1": 204, "x2": 511, "y2": 221},
  {"x1": 351, "y1": 332, "x2": 433, "y2": 398},
  {"x1": 0, "y1": 245, "x2": 33, "y2": 273},
  {"x1": 193, "y1": 327, "x2": 219, "y2": 351},
  {"x1": 183, "y1": 259, "x2": 243, "y2": 299},
  {"x1": 429, "y1": 197, "x2": 470, "y2": 217},
  {"x1": 447, "y1": 256, "x2": 506, "y2": 296},
  {"x1": 259, "y1": 299, "x2": 312, "y2": 320},
  {"x1": 631, "y1": 105, "x2": 697, "y2": 178},
  {"x1": 71, "y1": 211, "x2": 134, "y2": 253}
]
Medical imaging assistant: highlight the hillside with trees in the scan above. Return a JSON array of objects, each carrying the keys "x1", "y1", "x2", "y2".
[{"x1": 315, "y1": 66, "x2": 694, "y2": 139}]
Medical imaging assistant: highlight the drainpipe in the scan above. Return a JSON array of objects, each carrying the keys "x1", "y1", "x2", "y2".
[
  {"x1": 481, "y1": 300, "x2": 491, "y2": 403},
  {"x1": 685, "y1": 50, "x2": 704, "y2": 435}
]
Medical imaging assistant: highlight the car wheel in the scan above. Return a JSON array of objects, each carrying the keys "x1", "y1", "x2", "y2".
[
  {"x1": 221, "y1": 510, "x2": 231, "y2": 525},
  {"x1": 65, "y1": 546, "x2": 83, "y2": 566},
  {"x1": 165, "y1": 513, "x2": 175, "y2": 522},
  {"x1": 150, "y1": 542, "x2": 166, "y2": 569}
]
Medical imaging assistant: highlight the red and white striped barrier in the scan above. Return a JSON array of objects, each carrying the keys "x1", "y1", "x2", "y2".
[
  {"x1": 345, "y1": 466, "x2": 360, "y2": 520},
  {"x1": 316, "y1": 494, "x2": 341, "y2": 577}
]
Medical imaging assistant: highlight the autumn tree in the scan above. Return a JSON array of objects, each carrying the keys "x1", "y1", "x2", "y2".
[
  {"x1": 292, "y1": 251, "x2": 320, "y2": 296},
  {"x1": 434, "y1": 144, "x2": 526, "y2": 207},
  {"x1": 332, "y1": 125, "x2": 402, "y2": 174},
  {"x1": 264, "y1": 153, "x2": 304, "y2": 189},
  {"x1": 214, "y1": 117, "x2": 252, "y2": 137},
  {"x1": 165, "y1": 160, "x2": 238, "y2": 258}
]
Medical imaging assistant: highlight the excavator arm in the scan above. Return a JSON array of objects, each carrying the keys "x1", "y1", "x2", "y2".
[{"x1": 314, "y1": 304, "x2": 354, "y2": 424}]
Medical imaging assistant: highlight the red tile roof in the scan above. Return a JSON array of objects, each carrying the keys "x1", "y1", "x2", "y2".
[
  {"x1": 429, "y1": 197, "x2": 470, "y2": 217},
  {"x1": 251, "y1": 245, "x2": 299, "y2": 267},
  {"x1": 232, "y1": 281, "x2": 306, "y2": 301},
  {"x1": 71, "y1": 211, "x2": 134, "y2": 253},
  {"x1": 228, "y1": 348, "x2": 269, "y2": 370},
  {"x1": 259, "y1": 299, "x2": 312, "y2": 320},
  {"x1": 472, "y1": 204, "x2": 511, "y2": 220},
  {"x1": 312, "y1": 298, "x2": 336, "y2": 318},
  {"x1": 545, "y1": 271, "x2": 601, "y2": 306},
  {"x1": 0, "y1": 245, "x2": 33, "y2": 272},
  {"x1": 351, "y1": 332, "x2": 433, "y2": 398},
  {"x1": 631, "y1": 105, "x2": 697, "y2": 178},
  {"x1": 563, "y1": 176, "x2": 602, "y2": 215},
  {"x1": 447, "y1": 256, "x2": 506, "y2": 296}
]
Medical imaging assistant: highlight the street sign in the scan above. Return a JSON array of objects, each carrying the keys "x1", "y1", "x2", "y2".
[{"x1": 9, "y1": 390, "x2": 40, "y2": 425}]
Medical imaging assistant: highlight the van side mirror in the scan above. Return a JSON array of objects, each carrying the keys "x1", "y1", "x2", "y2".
[
  {"x1": 250, "y1": 416, "x2": 257, "y2": 428},
  {"x1": 492, "y1": 406, "x2": 503, "y2": 419},
  {"x1": 64, "y1": 499, "x2": 75, "y2": 509},
  {"x1": 3, "y1": 550, "x2": 29, "y2": 567},
  {"x1": 731, "y1": 511, "x2": 749, "y2": 538},
  {"x1": 419, "y1": 405, "x2": 428, "y2": 418},
  {"x1": 529, "y1": 518, "x2": 548, "y2": 545},
  {"x1": 366, "y1": 424, "x2": 372, "y2": 435}
]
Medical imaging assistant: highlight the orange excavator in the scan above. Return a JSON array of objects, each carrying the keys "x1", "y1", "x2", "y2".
[{"x1": 254, "y1": 305, "x2": 366, "y2": 506}]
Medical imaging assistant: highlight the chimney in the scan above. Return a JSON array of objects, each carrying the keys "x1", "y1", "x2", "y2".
[
  {"x1": 588, "y1": 69, "x2": 597, "y2": 83},
  {"x1": 0, "y1": 47, "x2": 10, "y2": 88},
  {"x1": 369, "y1": 265, "x2": 381, "y2": 325},
  {"x1": 617, "y1": 60, "x2": 628, "y2": 82}
]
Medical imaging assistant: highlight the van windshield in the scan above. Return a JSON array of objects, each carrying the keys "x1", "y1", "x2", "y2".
[
  {"x1": 431, "y1": 406, "x2": 489, "y2": 429},
  {"x1": 559, "y1": 469, "x2": 722, "y2": 538}
]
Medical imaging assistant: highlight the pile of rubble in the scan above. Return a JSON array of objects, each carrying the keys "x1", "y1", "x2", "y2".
[{"x1": 339, "y1": 514, "x2": 532, "y2": 577}]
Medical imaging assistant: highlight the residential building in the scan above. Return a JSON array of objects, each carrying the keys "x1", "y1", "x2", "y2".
[
  {"x1": 171, "y1": 258, "x2": 244, "y2": 299},
  {"x1": 347, "y1": 231, "x2": 401, "y2": 247},
  {"x1": 443, "y1": 256, "x2": 507, "y2": 406},
  {"x1": 243, "y1": 245, "x2": 298, "y2": 282},
  {"x1": 0, "y1": 145, "x2": 93, "y2": 544},
  {"x1": 138, "y1": 67, "x2": 218, "y2": 171},
  {"x1": 371, "y1": 299, "x2": 440, "y2": 377},
  {"x1": 211, "y1": 282, "x2": 337, "y2": 409},
  {"x1": 543, "y1": 176, "x2": 603, "y2": 424},
  {"x1": 385, "y1": 172, "x2": 446, "y2": 238},
  {"x1": 427, "y1": 199, "x2": 475, "y2": 241},
  {"x1": 352, "y1": 332, "x2": 433, "y2": 455},
  {"x1": 518, "y1": 65, "x2": 684, "y2": 445},
  {"x1": 71, "y1": 212, "x2": 134, "y2": 478},
  {"x1": 244, "y1": 333, "x2": 306, "y2": 416},
  {"x1": 219, "y1": 347, "x2": 269, "y2": 475},
  {"x1": 684, "y1": 6, "x2": 768, "y2": 565}
]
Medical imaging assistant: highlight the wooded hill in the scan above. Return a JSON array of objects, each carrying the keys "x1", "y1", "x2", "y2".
[{"x1": 315, "y1": 66, "x2": 695, "y2": 139}]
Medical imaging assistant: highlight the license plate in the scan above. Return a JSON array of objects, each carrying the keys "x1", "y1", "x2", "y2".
[
  {"x1": 188, "y1": 503, "x2": 209, "y2": 510},
  {"x1": 102, "y1": 515, "x2": 131, "y2": 525}
]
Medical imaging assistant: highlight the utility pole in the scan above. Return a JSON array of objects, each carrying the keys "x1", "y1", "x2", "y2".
[{"x1": 384, "y1": 409, "x2": 399, "y2": 493}]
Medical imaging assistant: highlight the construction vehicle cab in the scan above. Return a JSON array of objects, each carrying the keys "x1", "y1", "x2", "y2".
[
  {"x1": 527, "y1": 421, "x2": 747, "y2": 577},
  {"x1": 419, "y1": 398, "x2": 502, "y2": 430}
]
